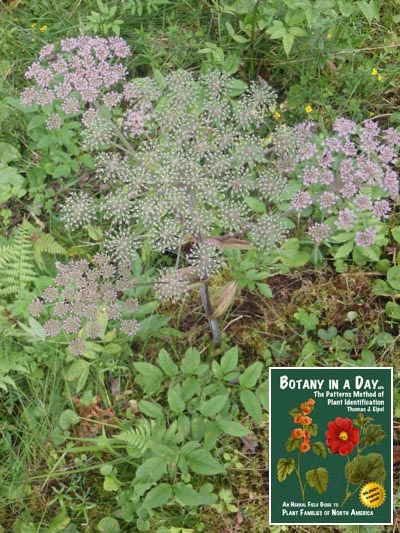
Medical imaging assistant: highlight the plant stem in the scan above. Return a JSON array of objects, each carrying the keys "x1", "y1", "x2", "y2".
[
  {"x1": 295, "y1": 449, "x2": 305, "y2": 501},
  {"x1": 200, "y1": 280, "x2": 222, "y2": 346},
  {"x1": 248, "y1": 0, "x2": 260, "y2": 79}
]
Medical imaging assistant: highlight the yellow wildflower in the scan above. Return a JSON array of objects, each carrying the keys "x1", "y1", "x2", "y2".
[
  {"x1": 369, "y1": 111, "x2": 375, "y2": 117},
  {"x1": 377, "y1": 74, "x2": 383, "y2": 81},
  {"x1": 326, "y1": 33, "x2": 332, "y2": 39},
  {"x1": 371, "y1": 68, "x2": 378, "y2": 76},
  {"x1": 305, "y1": 105, "x2": 313, "y2": 114},
  {"x1": 31, "y1": 23, "x2": 37, "y2": 28},
  {"x1": 39, "y1": 25, "x2": 48, "y2": 32},
  {"x1": 273, "y1": 111, "x2": 281, "y2": 119}
]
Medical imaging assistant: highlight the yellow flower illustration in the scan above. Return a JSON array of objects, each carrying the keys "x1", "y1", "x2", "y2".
[{"x1": 305, "y1": 105, "x2": 313, "y2": 114}]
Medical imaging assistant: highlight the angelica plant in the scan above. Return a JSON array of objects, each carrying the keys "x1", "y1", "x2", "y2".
[{"x1": 22, "y1": 36, "x2": 290, "y2": 344}]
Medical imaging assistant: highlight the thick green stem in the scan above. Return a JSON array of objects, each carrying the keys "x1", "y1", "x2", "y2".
[
  {"x1": 200, "y1": 280, "x2": 222, "y2": 346},
  {"x1": 248, "y1": 0, "x2": 260, "y2": 79}
]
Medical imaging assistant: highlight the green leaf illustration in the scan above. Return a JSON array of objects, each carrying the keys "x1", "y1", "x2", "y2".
[
  {"x1": 285, "y1": 437, "x2": 300, "y2": 452},
  {"x1": 308, "y1": 422, "x2": 318, "y2": 437},
  {"x1": 277, "y1": 458, "x2": 295, "y2": 482},
  {"x1": 312, "y1": 441, "x2": 327, "y2": 458},
  {"x1": 361, "y1": 424, "x2": 386, "y2": 446},
  {"x1": 345, "y1": 453, "x2": 386, "y2": 485},
  {"x1": 289, "y1": 407, "x2": 301, "y2": 417},
  {"x1": 306, "y1": 467, "x2": 329, "y2": 494}
]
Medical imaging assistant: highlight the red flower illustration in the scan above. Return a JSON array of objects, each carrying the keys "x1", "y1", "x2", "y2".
[{"x1": 326, "y1": 417, "x2": 360, "y2": 455}]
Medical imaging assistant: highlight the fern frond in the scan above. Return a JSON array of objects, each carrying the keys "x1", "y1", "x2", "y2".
[
  {"x1": 0, "y1": 223, "x2": 36, "y2": 296},
  {"x1": 21, "y1": 219, "x2": 68, "y2": 270},
  {"x1": 33, "y1": 232, "x2": 68, "y2": 270},
  {"x1": 113, "y1": 419, "x2": 154, "y2": 454}
]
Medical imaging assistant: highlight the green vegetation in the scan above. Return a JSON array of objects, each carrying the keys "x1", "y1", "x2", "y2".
[{"x1": 0, "y1": 0, "x2": 399, "y2": 531}]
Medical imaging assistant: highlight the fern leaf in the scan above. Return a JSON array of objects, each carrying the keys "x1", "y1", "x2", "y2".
[
  {"x1": 0, "y1": 223, "x2": 36, "y2": 296},
  {"x1": 33, "y1": 232, "x2": 68, "y2": 270},
  {"x1": 21, "y1": 219, "x2": 67, "y2": 270},
  {"x1": 113, "y1": 419, "x2": 154, "y2": 454}
]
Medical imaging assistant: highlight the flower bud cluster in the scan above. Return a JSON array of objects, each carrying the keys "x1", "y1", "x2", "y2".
[{"x1": 290, "y1": 398, "x2": 316, "y2": 453}]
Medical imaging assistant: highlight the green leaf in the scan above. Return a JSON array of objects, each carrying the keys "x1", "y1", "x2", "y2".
[
  {"x1": 278, "y1": 238, "x2": 309, "y2": 267},
  {"x1": 385, "y1": 301, "x2": 400, "y2": 320},
  {"x1": 199, "y1": 394, "x2": 229, "y2": 417},
  {"x1": 240, "y1": 389, "x2": 263, "y2": 424},
  {"x1": 345, "y1": 453, "x2": 386, "y2": 485},
  {"x1": 168, "y1": 389, "x2": 185, "y2": 414},
  {"x1": 142, "y1": 483, "x2": 172, "y2": 510},
  {"x1": 65, "y1": 360, "x2": 90, "y2": 392},
  {"x1": 357, "y1": 245, "x2": 380, "y2": 262},
  {"x1": 312, "y1": 441, "x2": 327, "y2": 458},
  {"x1": 181, "y1": 348, "x2": 200, "y2": 374},
  {"x1": 103, "y1": 475, "x2": 121, "y2": 491},
  {"x1": 391, "y1": 227, "x2": 400, "y2": 244},
  {"x1": 0, "y1": 142, "x2": 21, "y2": 164},
  {"x1": 308, "y1": 422, "x2": 318, "y2": 437},
  {"x1": 387, "y1": 266, "x2": 400, "y2": 290},
  {"x1": 289, "y1": 27, "x2": 308, "y2": 37},
  {"x1": 240, "y1": 362, "x2": 263, "y2": 388},
  {"x1": 306, "y1": 467, "x2": 329, "y2": 494},
  {"x1": 174, "y1": 482, "x2": 205, "y2": 507},
  {"x1": 358, "y1": 0, "x2": 379, "y2": 23},
  {"x1": 257, "y1": 283, "x2": 273, "y2": 297},
  {"x1": 286, "y1": 437, "x2": 299, "y2": 452},
  {"x1": 267, "y1": 24, "x2": 287, "y2": 40},
  {"x1": 228, "y1": 78, "x2": 248, "y2": 97},
  {"x1": 48, "y1": 509, "x2": 71, "y2": 531},
  {"x1": 86, "y1": 224, "x2": 103, "y2": 242},
  {"x1": 18, "y1": 317, "x2": 46, "y2": 339},
  {"x1": 220, "y1": 346, "x2": 239, "y2": 375},
  {"x1": 27, "y1": 115, "x2": 47, "y2": 131},
  {"x1": 277, "y1": 458, "x2": 295, "y2": 481},
  {"x1": 158, "y1": 348, "x2": 178, "y2": 376},
  {"x1": 59, "y1": 409, "x2": 79, "y2": 430},
  {"x1": 283, "y1": 32, "x2": 295, "y2": 56},
  {"x1": 218, "y1": 419, "x2": 249, "y2": 437},
  {"x1": 244, "y1": 196, "x2": 266, "y2": 214},
  {"x1": 361, "y1": 424, "x2": 386, "y2": 446},
  {"x1": 339, "y1": 0, "x2": 356, "y2": 16},
  {"x1": 134, "y1": 362, "x2": 163, "y2": 394},
  {"x1": 138, "y1": 400, "x2": 164, "y2": 419},
  {"x1": 135, "y1": 457, "x2": 168, "y2": 484},
  {"x1": 187, "y1": 449, "x2": 225, "y2": 475},
  {"x1": 334, "y1": 240, "x2": 354, "y2": 259},
  {"x1": 97, "y1": 517, "x2": 120, "y2": 533},
  {"x1": 294, "y1": 308, "x2": 319, "y2": 331}
]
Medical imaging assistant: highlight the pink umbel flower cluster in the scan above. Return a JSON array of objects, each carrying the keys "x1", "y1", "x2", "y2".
[
  {"x1": 21, "y1": 36, "x2": 130, "y2": 115},
  {"x1": 284, "y1": 118, "x2": 400, "y2": 245},
  {"x1": 29, "y1": 254, "x2": 139, "y2": 354}
]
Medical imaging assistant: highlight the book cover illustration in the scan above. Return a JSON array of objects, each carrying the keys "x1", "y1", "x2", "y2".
[{"x1": 269, "y1": 367, "x2": 393, "y2": 525}]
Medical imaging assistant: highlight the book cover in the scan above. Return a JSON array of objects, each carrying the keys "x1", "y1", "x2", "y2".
[{"x1": 269, "y1": 367, "x2": 393, "y2": 525}]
